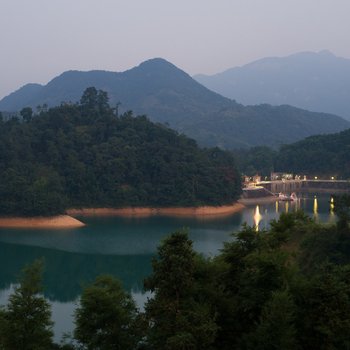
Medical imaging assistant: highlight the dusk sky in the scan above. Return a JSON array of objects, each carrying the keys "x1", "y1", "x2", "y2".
[{"x1": 1, "y1": 0, "x2": 350, "y2": 99}]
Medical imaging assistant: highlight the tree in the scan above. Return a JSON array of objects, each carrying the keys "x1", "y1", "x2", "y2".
[
  {"x1": 144, "y1": 230, "x2": 217, "y2": 350},
  {"x1": 297, "y1": 264, "x2": 350, "y2": 350},
  {"x1": 80, "y1": 87, "x2": 98, "y2": 110},
  {"x1": 97, "y1": 90, "x2": 110, "y2": 114},
  {"x1": 333, "y1": 194, "x2": 350, "y2": 231},
  {"x1": 74, "y1": 275, "x2": 141, "y2": 350},
  {"x1": 243, "y1": 289, "x2": 297, "y2": 350},
  {"x1": 0, "y1": 307, "x2": 6, "y2": 349},
  {"x1": 0, "y1": 259, "x2": 53, "y2": 350},
  {"x1": 20, "y1": 107, "x2": 33, "y2": 122},
  {"x1": 217, "y1": 220, "x2": 295, "y2": 349}
]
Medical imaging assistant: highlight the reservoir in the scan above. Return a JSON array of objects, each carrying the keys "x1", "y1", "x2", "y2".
[{"x1": 0, "y1": 193, "x2": 336, "y2": 341}]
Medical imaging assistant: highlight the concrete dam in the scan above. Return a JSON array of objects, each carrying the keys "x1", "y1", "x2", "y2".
[{"x1": 255, "y1": 180, "x2": 350, "y2": 194}]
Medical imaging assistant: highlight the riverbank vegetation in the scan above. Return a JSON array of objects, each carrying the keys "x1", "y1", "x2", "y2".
[
  {"x1": 0, "y1": 88, "x2": 240, "y2": 217},
  {"x1": 1, "y1": 195, "x2": 350, "y2": 349}
]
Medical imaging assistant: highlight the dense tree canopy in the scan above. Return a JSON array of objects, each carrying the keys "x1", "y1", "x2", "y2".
[
  {"x1": 0, "y1": 87, "x2": 241, "y2": 216},
  {"x1": 275, "y1": 129, "x2": 350, "y2": 178},
  {"x1": 233, "y1": 128, "x2": 350, "y2": 179},
  {"x1": 233, "y1": 146, "x2": 277, "y2": 176}
]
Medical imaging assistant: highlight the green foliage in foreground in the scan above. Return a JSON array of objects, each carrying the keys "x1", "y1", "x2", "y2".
[
  {"x1": 2, "y1": 196, "x2": 350, "y2": 349},
  {"x1": 74, "y1": 275, "x2": 142, "y2": 350},
  {"x1": 0, "y1": 259, "x2": 53, "y2": 350},
  {"x1": 0, "y1": 87, "x2": 241, "y2": 217},
  {"x1": 144, "y1": 231, "x2": 217, "y2": 350}
]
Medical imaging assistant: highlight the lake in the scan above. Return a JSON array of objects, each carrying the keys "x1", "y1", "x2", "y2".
[{"x1": 0, "y1": 193, "x2": 336, "y2": 341}]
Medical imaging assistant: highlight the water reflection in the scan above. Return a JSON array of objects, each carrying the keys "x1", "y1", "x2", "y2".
[
  {"x1": 0, "y1": 194, "x2": 337, "y2": 301},
  {"x1": 330, "y1": 197, "x2": 335, "y2": 216},
  {"x1": 0, "y1": 213, "x2": 247, "y2": 304},
  {"x1": 248, "y1": 193, "x2": 336, "y2": 231},
  {"x1": 0, "y1": 213, "x2": 244, "y2": 256},
  {"x1": 285, "y1": 201, "x2": 289, "y2": 213},
  {"x1": 0, "y1": 241, "x2": 152, "y2": 302},
  {"x1": 253, "y1": 205, "x2": 262, "y2": 231},
  {"x1": 313, "y1": 196, "x2": 318, "y2": 217}
]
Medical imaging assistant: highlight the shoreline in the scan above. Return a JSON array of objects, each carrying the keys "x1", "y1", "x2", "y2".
[
  {"x1": 67, "y1": 203, "x2": 245, "y2": 218},
  {"x1": 0, "y1": 215, "x2": 86, "y2": 229},
  {"x1": 0, "y1": 203, "x2": 245, "y2": 228}
]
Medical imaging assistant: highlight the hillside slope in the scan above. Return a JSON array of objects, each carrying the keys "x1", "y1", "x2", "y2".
[
  {"x1": 275, "y1": 128, "x2": 350, "y2": 178},
  {"x1": 1, "y1": 58, "x2": 349, "y2": 148},
  {"x1": 194, "y1": 50, "x2": 350, "y2": 120}
]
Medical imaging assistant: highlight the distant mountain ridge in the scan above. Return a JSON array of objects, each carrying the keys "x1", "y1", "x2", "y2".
[
  {"x1": 1, "y1": 57, "x2": 349, "y2": 149},
  {"x1": 194, "y1": 50, "x2": 350, "y2": 120}
]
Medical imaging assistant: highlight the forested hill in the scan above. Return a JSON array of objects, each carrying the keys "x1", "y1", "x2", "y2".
[
  {"x1": 0, "y1": 88, "x2": 241, "y2": 217},
  {"x1": 235, "y1": 127, "x2": 350, "y2": 178},
  {"x1": 275, "y1": 128, "x2": 350, "y2": 178},
  {"x1": 1, "y1": 58, "x2": 348, "y2": 149}
]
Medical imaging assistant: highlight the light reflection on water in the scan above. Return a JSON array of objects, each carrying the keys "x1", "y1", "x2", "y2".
[
  {"x1": 248, "y1": 193, "x2": 336, "y2": 232},
  {"x1": 253, "y1": 205, "x2": 262, "y2": 231}
]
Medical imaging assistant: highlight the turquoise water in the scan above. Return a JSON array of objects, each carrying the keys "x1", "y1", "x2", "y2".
[{"x1": 0, "y1": 193, "x2": 336, "y2": 340}]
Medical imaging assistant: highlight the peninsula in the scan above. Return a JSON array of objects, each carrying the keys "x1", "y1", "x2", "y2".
[
  {"x1": 0, "y1": 88, "x2": 241, "y2": 225},
  {"x1": 0, "y1": 215, "x2": 85, "y2": 229}
]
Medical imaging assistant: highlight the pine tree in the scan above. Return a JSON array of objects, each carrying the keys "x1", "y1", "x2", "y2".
[
  {"x1": 0, "y1": 259, "x2": 54, "y2": 350},
  {"x1": 144, "y1": 230, "x2": 217, "y2": 350}
]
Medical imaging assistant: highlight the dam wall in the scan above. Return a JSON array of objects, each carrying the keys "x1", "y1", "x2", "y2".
[{"x1": 256, "y1": 180, "x2": 350, "y2": 194}]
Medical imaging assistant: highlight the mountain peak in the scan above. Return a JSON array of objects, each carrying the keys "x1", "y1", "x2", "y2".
[
  {"x1": 134, "y1": 58, "x2": 185, "y2": 75},
  {"x1": 138, "y1": 57, "x2": 175, "y2": 68}
]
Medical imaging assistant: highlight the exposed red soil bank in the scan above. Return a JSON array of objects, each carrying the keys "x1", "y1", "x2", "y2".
[
  {"x1": 0, "y1": 215, "x2": 85, "y2": 229},
  {"x1": 67, "y1": 203, "x2": 245, "y2": 218}
]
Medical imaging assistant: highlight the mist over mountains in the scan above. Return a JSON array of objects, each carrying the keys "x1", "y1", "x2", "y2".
[
  {"x1": 194, "y1": 50, "x2": 350, "y2": 120},
  {"x1": 1, "y1": 57, "x2": 348, "y2": 149}
]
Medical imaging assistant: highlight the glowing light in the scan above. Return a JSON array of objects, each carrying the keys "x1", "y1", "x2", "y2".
[
  {"x1": 285, "y1": 201, "x2": 289, "y2": 213},
  {"x1": 331, "y1": 176, "x2": 334, "y2": 180},
  {"x1": 313, "y1": 197, "x2": 318, "y2": 216},
  {"x1": 314, "y1": 176, "x2": 318, "y2": 180},
  {"x1": 330, "y1": 197, "x2": 335, "y2": 215},
  {"x1": 275, "y1": 201, "x2": 279, "y2": 213},
  {"x1": 253, "y1": 205, "x2": 262, "y2": 232}
]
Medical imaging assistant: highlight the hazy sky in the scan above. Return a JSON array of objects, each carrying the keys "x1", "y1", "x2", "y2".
[{"x1": 1, "y1": 0, "x2": 350, "y2": 99}]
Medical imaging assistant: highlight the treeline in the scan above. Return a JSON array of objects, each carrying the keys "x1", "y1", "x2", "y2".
[
  {"x1": 2, "y1": 196, "x2": 350, "y2": 349},
  {"x1": 234, "y1": 128, "x2": 350, "y2": 178},
  {"x1": 275, "y1": 129, "x2": 350, "y2": 178},
  {"x1": 0, "y1": 87, "x2": 241, "y2": 216},
  {"x1": 233, "y1": 146, "x2": 277, "y2": 177}
]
